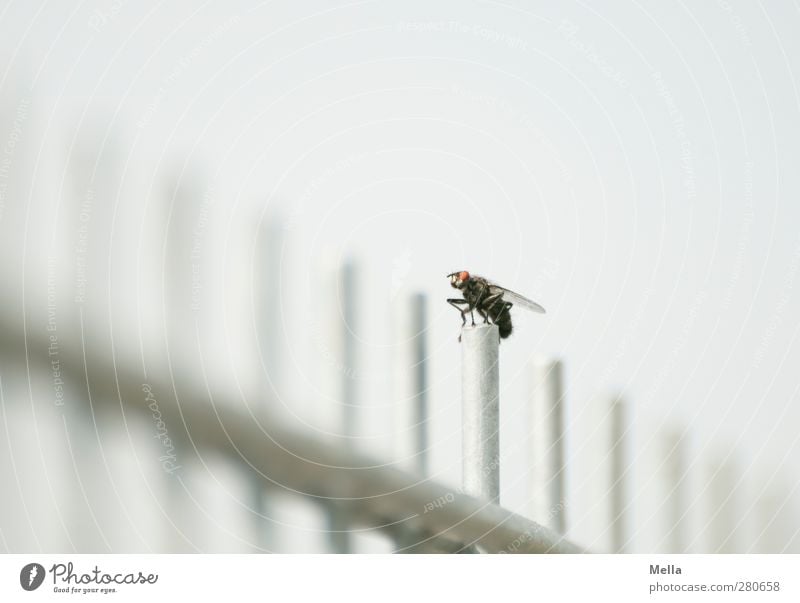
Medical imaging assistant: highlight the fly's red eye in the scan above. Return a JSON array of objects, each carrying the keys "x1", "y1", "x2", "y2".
[{"x1": 459, "y1": 271, "x2": 470, "y2": 281}]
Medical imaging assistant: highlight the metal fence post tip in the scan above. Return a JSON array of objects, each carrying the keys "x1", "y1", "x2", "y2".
[{"x1": 460, "y1": 324, "x2": 500, "y2": 504}]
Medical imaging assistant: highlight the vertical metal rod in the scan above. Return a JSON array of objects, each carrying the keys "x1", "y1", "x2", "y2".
[
  {"x1": 530, "y1": 356, "x2": 566, "y2": 533},
  {"x1": 254, "y1": 216, "x2": 285, "y2": 551},
  {"x1": 410, "y1": 294, "x2": 429, "y2": 475},
  {"x1": 461, "y1": 324, "x2": 500, "y2": 504},
  {"x1": 325, "y1": 260, "x2": 358, "y2": 553},
  {"x1": 340, "y1": 261, "x2": 358, "y2": 442},
  {"x1": 393, "y1": 293, "x2": 429, "y2": 475},
  {"x1": 326, "y1": 505, "x2": 352, "y2": 554},
  {"x1": 754, "y1": 486, "x2": 788, "y2": 553},
  {"x1": 165, "y1": 174, "x2": 200, "y2": 356},
  {"x1": 706, "y1": 459, "x2": 739, "y2": 553},
  {"x1": 660, "y1": 429, "x2": 688, "y2": 553},
  {"x1": 258, "y1": 217, "x2": 284, "y2": 407}
]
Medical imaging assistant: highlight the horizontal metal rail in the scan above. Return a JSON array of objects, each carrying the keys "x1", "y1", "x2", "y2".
[{"x1": 0, "y1": 313, "x2": 582, "y2": 554}]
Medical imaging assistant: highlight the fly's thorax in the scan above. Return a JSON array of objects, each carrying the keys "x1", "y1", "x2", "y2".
[{"x1": 463, "y1": 279, "x2": 482, "y2": 303}]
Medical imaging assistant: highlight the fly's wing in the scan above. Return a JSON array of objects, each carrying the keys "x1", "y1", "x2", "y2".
[
  {"x1": 480, "y1": 278, "x2": 547, "y2": 314},
  {"x1": 499, "y1": 288, "x2": 546, "y2": 313}
]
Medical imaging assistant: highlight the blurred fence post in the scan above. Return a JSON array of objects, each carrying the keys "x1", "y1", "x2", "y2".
[
  {"x1": 530, "y1": 356, "x2": 566, "y2": 533},
  {"x1": 253, "y1": 215, "x2": 287, "y2": 551},
  {"x1": 461, "y1": 324, "x2": 500, "y2": 504},
  {"x1": 324, "y1": 260, "x2": 361, "y2": 553},
  {"x1": 608, "y1": 394, "x2": 628, "y2": 553},
  {"x1": 661, "y1": 429, "x2": 688, "y2": 553},
  {"x1": 754, "y1": 482, "x2": 797, "y2": 553},
  {"x1": 393, "y1": 293, "x2": 429, "y2": 475},
  {"x1": 705, "y1": 458, "x2": 740, "y2": 553},
  {"x1": 257, "y1": 216, "x2": 285, "y2": 408},
  {"x1": 574, "y1": 392, "x2": 629, "y2": 552},
  {"x1": 340, "y1": 261, "x2": 359, "y2": 443}
]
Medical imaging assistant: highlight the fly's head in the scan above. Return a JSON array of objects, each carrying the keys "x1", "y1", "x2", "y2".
[{"x1": 447, "y1": 270, "x2": 470, "y2": 290}]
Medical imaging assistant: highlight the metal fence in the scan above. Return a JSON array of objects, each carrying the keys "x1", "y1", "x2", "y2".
[{"x1": 0, "y1": 270, "x2": 578, "y2": 553}]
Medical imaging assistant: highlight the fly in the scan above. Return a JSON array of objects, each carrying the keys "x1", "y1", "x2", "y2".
[{"x1": 447, "y1": 270, "x2": 545, "y2": 340}]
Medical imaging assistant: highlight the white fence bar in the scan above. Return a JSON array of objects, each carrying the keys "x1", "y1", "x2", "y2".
[
  {"x1": 163, "y1": 174, "x2": 257, "y2": 553},
  {"x1": 325, "y1": 504, "x2": 353, "y2": 554},
  {"x1": 661, "y1": 429, "x2": 688, "y2": 553},
  {"x1": 635, "y1": 425, "x2": 691, "y2": 553},
  {"x1": 254, "y1": 216, "x2": 285, "y2": 551},
  {"x1": 0, "y1": 370, "x2": 75, "y2": 551},
  {"x1": 704, "y1": 458, "x2": 740, "y2": 553},
  {"x1": 753, "y1": 483, "x2": 798, "y2": 553},
  {"x1": 608, "y1": 394, "x2": 628, "y2": 553},
  {"x1": 392, "y1": 293, "x2": 429, "y2": 475},
  {"x1": 170, "y1": 454, "x2": 261, "y2": 553},
  {"x1": 257, "y1": 217, "x2": 285, "y2": 408},
  {"x1": 78, "y1": 410, "x2": 170, "y2": 552},
  {"x1": 530, "y1": 356, "x2": 566, "y2": 533},
  {"x1": 409, "y1": 294, "x2": 429, "y2": 475},
  {"x1": 461, "y1": 324, "x2": 500, "y2": 504},
  {"x1": 390, "y1": 293, "x2": 430, "y2": 552},
  {"x1": 340, "y1": 261, "x2": 359, "y2": 442},
  {"x1": 327, "y1": 261, "x2": 361, "y2": 552},
  {"x1": 572, "y1": 392, "x2": 628, "y2": 552}
]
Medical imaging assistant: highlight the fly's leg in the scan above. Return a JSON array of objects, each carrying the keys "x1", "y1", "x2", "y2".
[
  {"x1": 465, "y1": 304, "x2": 476, "y2": 327},
  {"x1": 467, "y1": 291, "x2": 479, "y2": 327},
  {"x1": 482, "y1": 292, "x2": 506, "y2": 324},
  {"x1": 447, "y1": 298, "x2": 470, "y2": 327},
  {"x1": 448, "y1": 298, "x2": 470, "y2": 342},
  {"x1": 473, "y1": 281, "x2": 489, "y2": 324}
]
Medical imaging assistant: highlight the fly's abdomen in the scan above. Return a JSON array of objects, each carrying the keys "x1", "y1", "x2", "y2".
[{"x1": 497, "y1": 317, "x2": 513, "y2": 338}]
